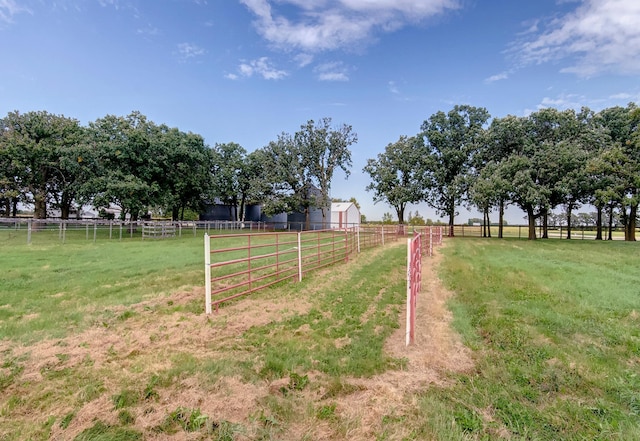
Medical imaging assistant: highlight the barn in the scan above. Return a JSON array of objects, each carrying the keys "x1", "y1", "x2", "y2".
[{"x1": 331, "y1": 202, "x2": 360, "y2": 229}]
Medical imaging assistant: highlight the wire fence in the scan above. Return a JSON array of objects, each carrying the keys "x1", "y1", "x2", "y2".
[
  {"x1": 5, "y1": 217, "x2": 631, "y2": 244},
  {"x1": 451, "y1": 224, "x2": 637, "y2": 240},
  {"x1": 0, "y1": 218, "x2": 375, "y2": 244}
]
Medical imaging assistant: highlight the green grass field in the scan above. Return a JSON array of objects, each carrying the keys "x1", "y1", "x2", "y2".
[
  {"x1": 437, "y1": 239, "x2": 640, "y2": 439},
  {"x1": 1, "y1": 233, "x2": 639, "y2": 440},
  {"x1": 0, "y1": 232, "x2": 204, "y2": 343}
]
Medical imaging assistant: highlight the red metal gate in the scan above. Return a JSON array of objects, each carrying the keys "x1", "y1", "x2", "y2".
[{"x1": 204, "y1": 229, "x2": 352, "y2": 313}]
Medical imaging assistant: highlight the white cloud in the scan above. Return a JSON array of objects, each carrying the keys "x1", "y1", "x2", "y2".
[
  {"x1": 511, "y1": 0, "x2": 640, "y2": 77},
  {"x1": 233, "y1": 57, "x2": 288, "y2": 80},
  {"x1": 485, "y1": 72, "x2": 509, "y2": 83},
  {"x1": 294, "y1": 53, "x2": 314, "y2": 67},
  {"x1": 0, "y1": 0, "x2": 32, "y2": 25},
  {"x1": 136, "y1": 25, "x2": 159, "y2": 37},
  {"x1": 177, "y1": 43, "x2": 206, "y2": 60},
  {"x1": 538, "y1": 94, "x2": 585, "y2": 110},
  {"x1": 527, "y1": 90, "x2": 640, "y2": 115},
  {"x1": 314, "y1": 61, "x2": 349, "y2": 81},
  {"x1": 388, "y1": 80, "x2": 399, "y2": 94},
  {"x1": 318, "y1": 72, "x2": 349, "y2": 81},
  {"x1": 609, "y1": 92, "x2": 633, "y2": 100},
  {"x1": 98, "y1": 0, "x2": 121, "y2": 9},
  {"x1": 239, "y1": 0, "x2": 460, "y2": 52}
]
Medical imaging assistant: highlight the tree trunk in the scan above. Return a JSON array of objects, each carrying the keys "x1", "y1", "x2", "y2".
[
  {"x1": 448, "y1": 211, "x2": 455, "y2": 237},
  {"x1": 34, "y1": 190, "x2": 47, "y2": 219},
  {"x1": 395, "y1": 205, "x2": 405, "y2": 225},
  {"x1": 129, "y1": 211, "x2": 138, "y2": 234},
  {"x1": 607, "y1": 203, "x2": 614, "y2": 241},
  {"x1": 595, "y1": 204, "x2": 603, "y2": 240},
  {"x1": 498, "y1": 200, "x2": 504, "y2": 239},
  {"x1": 527, "y1": 206, "x2": 537, "y2": 240},
  {"x1": 541, "y1": 208, "x2": 549, "y2": 239},
  {"x1": 12, "y1": 197, "x2": 18, "y2": 217},
  {"x1": 482, "y1": 207, "x2": 491, "y2": 237},
  {"x1": 60, "y1": 192, "x2": 74, "y2": 220},
  {"x1": 305, "y1": 206, "x2": 310, "y2": 231},
  {"x1": 239, "y1": 194, "x2": 246, "y2": 222},
  {"x1": 566, "y1": 205, "x2": 572, "y2": 240},
  {"x1": 627, "y1": 203, "x2": 637, "y2": 241},
  {"x1": 61, "y1": 205, "x2": 70, "y2": 220},
  {"x1": 172, "y1": 206, "x2": 179, "y2": 221},
  {"x1": 482, "y1": 207, "x2": 487, "y2": 237}
]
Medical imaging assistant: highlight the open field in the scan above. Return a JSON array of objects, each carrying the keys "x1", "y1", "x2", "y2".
[{"x1": 1, "y1": 235, "x2": 640, "y2": 440}]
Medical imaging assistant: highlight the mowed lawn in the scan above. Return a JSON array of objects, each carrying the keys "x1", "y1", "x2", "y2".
[{"x1": 1, "y1": 231, "x2": 640, "y2": 440}]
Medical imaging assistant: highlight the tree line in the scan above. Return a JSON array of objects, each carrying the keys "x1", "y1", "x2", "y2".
[
  {"x1": 363, "y1": 103, "x2": 640, "y2": 241},
  {"x1": 0, "y1": 111, "x2": 356, "y2": 228},
  {"x1": 4, "y1": 103, "x2": 639, "y2": 241}
]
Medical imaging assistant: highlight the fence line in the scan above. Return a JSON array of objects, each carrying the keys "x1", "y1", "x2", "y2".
[
  {"x1": 204, "y1": 229, "x2": 353, "y2": 313},
  {"x1": 449, "y1": 224, "x2": 636, "y2": 240},
  {"x1": 0, "y1": 218, "x2": 414, "y2": 245},
  {"x1": 414, "y1": 226, "x2": 444, "y2": 256},
  {"x1": 204, "y1": 225, "x2": 446, "y2": 313}
]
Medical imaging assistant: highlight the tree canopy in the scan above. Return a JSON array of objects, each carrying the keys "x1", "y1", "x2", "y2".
[
  {"x1": 363, "y1": 102, "x2": 640, "y2": 240},
  {"x1": 363, "y1": 136, "x2": 425, "y2": 224}
]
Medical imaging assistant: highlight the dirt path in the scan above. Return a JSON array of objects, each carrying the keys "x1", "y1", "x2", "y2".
[{"x1": 330, "y1": 241, "x2": 475, "y2": 440}]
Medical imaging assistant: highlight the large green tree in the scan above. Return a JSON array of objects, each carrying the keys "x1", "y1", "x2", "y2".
[
  {"x1": 470, "y1": 115, "x2": 529, "y2": 238},
  {"x1": 158, "y1": 127, "x2": 213, "y2": 221},
  {"x1": 295, "y1": 117, "x2": 356, "y2": 227},
  {"x1": 590, "y1": 104, "x2": 639, "y2": 241},
  {"x1": 86, "y1": 112, "x2": 165, "y2": 221},
  {"x1": 237, "y1": 150, "x2": 270, "y2": 222},
  {"x1": 420, "y1": 105, "x2": 490, "y2": 235},
  {"x1": 0, "y1": 110, "x2": 85, "y2": 219},
  {"x1": 363, "y1": 136, "x2": 425, "y2": 224},
  {"x1": 525, "y1": 108, "x2": 585, "y2": 238},
  {"x1": 258, "y1": 132, "x2": 316, "y2": 227},
  {"x1": 0, "y1": 124, "x2": 22, "y2": 217},
  {"x1": 554, "y1": 108, "x2": 607, "y2": 239},
  {"x1": 211, "y1": 142, "x2": 247, "y2": 221}
]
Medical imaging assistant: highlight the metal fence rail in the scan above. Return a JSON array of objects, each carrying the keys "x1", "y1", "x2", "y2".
[
  {"x1": 204, "y1": 229, "x2": 353, "y2": 313},
  {"x1": 414, "y1": 226, "x2": 444, "y2": 256}
]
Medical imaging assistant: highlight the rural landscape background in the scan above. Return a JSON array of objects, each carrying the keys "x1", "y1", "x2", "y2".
[{"x1": 2, "y1": 1, "x2": 640, "y2": 439}]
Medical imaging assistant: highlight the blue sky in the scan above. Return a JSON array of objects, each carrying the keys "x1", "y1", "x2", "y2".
[{"x1": 2, "y1": 0, "x2": 639, "y2": 223}]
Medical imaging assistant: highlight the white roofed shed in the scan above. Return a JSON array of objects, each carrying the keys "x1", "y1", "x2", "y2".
[{"x1": 330, "y1": 202, "x2": 360, "y2": 229}]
